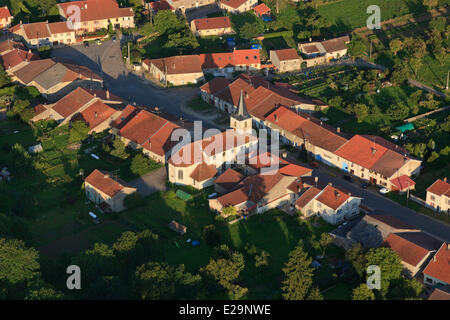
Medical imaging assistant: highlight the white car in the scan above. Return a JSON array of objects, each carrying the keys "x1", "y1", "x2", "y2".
[{"x1": 379, "y1": 187, "x2": 389, "y2": 195}]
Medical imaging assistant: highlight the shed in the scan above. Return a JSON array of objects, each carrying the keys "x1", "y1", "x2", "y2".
[{"x1": 168, "y1": 220, "x2": 187, "y2": 235}]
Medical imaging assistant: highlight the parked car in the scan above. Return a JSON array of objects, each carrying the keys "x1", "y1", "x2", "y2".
[
  {"x1": 96, "y1": 39, "x2": 102, "y2": 45},
  {"x1": 84, "y1": 41, "x2": 89, "y2": 48},
  {"x1": 379, "y1": 187, "x2": 389, "y2": 195},
  {"x1": 361, "y1": 182, "x2": 370, "y2": 189},
  {"x1": 112, "y1": 36, "x2": 116, "y2": 42},
  {"x1": 310, "y1": 161, "x2": 320, "y2": 168},
  {"x1": 343, "y1": 175, "x2": 353, "y2": 183}
]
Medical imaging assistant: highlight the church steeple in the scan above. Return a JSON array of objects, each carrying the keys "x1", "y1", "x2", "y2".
[{"x1": 230, "y1": 90, "x2": 252, "y2": 131}]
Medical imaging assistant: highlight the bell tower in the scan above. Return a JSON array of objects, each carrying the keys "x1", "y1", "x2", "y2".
[{"x1": 230, "y1": 90, "x2": 252, "y2": 131}]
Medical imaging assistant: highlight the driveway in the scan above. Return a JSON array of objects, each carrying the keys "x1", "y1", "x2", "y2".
[
  {"x1": 130, "y1": 167, "x2": 168, "y2": 196},
  {"x1": 50, "y1": 38, "x2": 204, "y2": 126}
]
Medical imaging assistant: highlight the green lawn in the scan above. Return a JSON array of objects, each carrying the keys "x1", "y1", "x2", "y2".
[{"x1": 317, "y1": 0, "x2": 428, "y2": 33}]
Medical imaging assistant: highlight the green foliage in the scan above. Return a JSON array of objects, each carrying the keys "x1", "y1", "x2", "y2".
[
  {"x1": 306, "y1": 286, "x2": 324, "y2": 300},
  {"x1": 130, "y1": 153, "x2": 162, "y2": 176},
  {"x1": 9, "y1": 143, "x2": 32, "y2": 174},
  {"x1": 365, "y1": 247, "x2": 403, "y2": 297},
  {"x1": 239, "y1": 22, "x2": 265, "y2": 40},
  {"x1": 281, "y1": 241, "x2": 314, "y2": 300},
  {"x1": 386, "y1": 104, "x2": 409, "y2": 120},
  {"x1": 68, "y1": 120, "x2": 89, "y2": 143},
  {"x1": 352, "y1": 284, "x2": 375, "y2": 300},
  {"x1": 109, "y1": 138, "x2": 129, "y2": 160},
  {"x1": 345, "y1": 243, "x2": 367, "y2": 278},
  {"x1": 0, "y1": 64, "x2": 10, "y2": 88},
  {"x1": 387, "y1": 277, "x2": 423, "y2": 300}
]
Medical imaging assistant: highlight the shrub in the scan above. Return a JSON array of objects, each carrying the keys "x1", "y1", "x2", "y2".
[{"x1": 130, "y1": 153, "x2": 161, "y2": 176}]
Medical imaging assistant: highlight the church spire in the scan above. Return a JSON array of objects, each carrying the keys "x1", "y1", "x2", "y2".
[{"x1": 237, "y1": 90, "x2": 249, "y2": 118}]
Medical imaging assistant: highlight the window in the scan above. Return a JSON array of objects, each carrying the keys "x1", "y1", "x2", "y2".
[
  {"x1": 430, "y1": 195, "x2": 435, "y2": 201},
  {"x1": 178, "y1": 170, "x2": 183, "y2": 180}
]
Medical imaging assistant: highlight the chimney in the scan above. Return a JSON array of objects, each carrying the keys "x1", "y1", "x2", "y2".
[
  {"x1": 106, "y1": 89, "x2": 110, "y2": 99},
  {"x1": 433, "y1": 255, "x2": 436, "y2": 262},
  {"x1": 320, "y1": 121, "x2": 323, "y2": 126},
  {"x1": 46, "y1": 20, "x2": 48, "y2": 24},
  {"x1": 245, "y1": 92, "x2": 248, "y2": 99},
  {"x1": 337, "y1": 127, "x2": 340, "y2": 133},
  {"x1": 307, "y1": 116, "x2": 310, "y2": 120},
  {"x1": 94, "y1": 93, "x2": 97, "y2": 97},
  {"x1": 104, "y1": 174, "x2": 109, "y2": 179},
  {"x1": 335, "y1": 190, "x2": 340, "y2": 198},
  {"x1": 328, "y1": 182, "x2": 332, "y2": 186},
  {"x1": 447, "y1": 243, "x2": 450, "y2": 250},
  {"x1": 371, "y1": 148, "x2": 377, "y2": 155},
  {"x1": 94, "y1": 111, "x2": 98, "y2": 119},
  {"x1": 84, "y1": 3, "x2": 88, "y2": 9},
  {"x1": 444, "y1": 177, "x2": 447, "y2": 182},
  {"x1": 274, "y1": 114, "x2": 278, "y2": 122}
]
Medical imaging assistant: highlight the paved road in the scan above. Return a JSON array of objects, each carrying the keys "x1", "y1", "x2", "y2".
[
  {"x1": 130, "y1": 167, "x2": 168, "y2": 196},
  {"x1": 312, "y1": 169, "x2": 450, "y2": 242},
  {"x1": 408, "y1": 79, "x2": 447, "y2": 98},
  {"x1": 51, "y1": 38, "x2": 201, "y2": 124}
]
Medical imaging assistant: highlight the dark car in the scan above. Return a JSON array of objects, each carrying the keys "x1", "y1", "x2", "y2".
[
  {"x1": 343, "y1": 175, "x2": 353, "y2": 183},
  {"x1": 310, "y1": 161, "x2": 320, "y2": 168},
  {"x1": 361, "y1": 182, "x2": 370, "y2": 189},
  {"x1": 84, "y1": 41, "x2": 89, "y2": 48}
]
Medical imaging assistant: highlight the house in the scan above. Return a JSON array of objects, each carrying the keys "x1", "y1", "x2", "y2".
[
  {"x1": 167, "y1": 0, "x2": 216, "y2": 13},
  {"x1": 383, "y1": 232, "x2": 442, "y2": 277},
  {"x1": 209, "y1": 172, "x2": 301, "y2": 216},
  {"x1": 57, "y1": 0, "x2": 135, "y2": 35},
  {"x1": 0, "y1": 47, "x2": 39, "y2": 73},
  {"x1": 219, "y1": 0, "x2": 258, "y2": 14},
  {"x1": 298, "y1": 36, "x2": 350, "y2": 67},
  {"x1": 333, "y1": 135, "x2": 422, "y2": 189},
  {"x1": 84, "y1": 169, "x2": 137, "y2": 212},
  {"x1": 168, "y1": 129, "x2": 258, "y2": 189},
  {"x1": 31, "y1": 87, "x2": 123, "y2": 133},
  {"x1": 295, "y1": 183, "x2": 362, "y2": 225},
  {"x1": 200, "y1": 74, "x2": 327, "y2": 116},
  {"x1": 10, "y1": 21, "x2": 76, "y2": 48},
  {"x1": 145, "y1": 0, "x2": 175, "y2": 14},
  {"x1": 142, "y1": 55, "x2": 204, "y2": 86},
  {"x1": 0, "y1": 40, "x2": 27, "y2": 56},
  {"x1": 253, "y1": 3, "x2": 270, "y2": 17},
  {"x1": 11, "y1": 59, "x2": 103, "y2": 100},
  {"x1": 190, "y1": 16, "x2": 234, "y2": 37},
  {"x1": 115, "y1": 109, "x2": 181, "y2": 163},
  {"x1": 213, "y1": 167, "x2": 244, "y2": 194},
  {"x1": 423, "y1": 242, "x2": 450, "y2": 287},
  {"x1": 425, "y1": 178, "x2": 450, "y2": 214},
  {"x1": 0, "y1": 6, "x2": 12, "y2": 29},
  {"x1": 199, "y1": 49, "x2": 261, "y2": 76},
  {"x1": 428, "y1": 285, "x2": 450, "y2": 300},
  {"x1": 270, "y1": 48, "x2": 301, "y2": 73}
]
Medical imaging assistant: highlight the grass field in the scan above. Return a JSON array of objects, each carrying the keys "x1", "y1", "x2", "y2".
[{"x1": 317, "y1": 0, "x2": 428, "y2": 33}]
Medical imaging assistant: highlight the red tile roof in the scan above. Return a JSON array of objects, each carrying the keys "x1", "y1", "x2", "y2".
[
  {"x1": 427, "y1": 179, "x2": 450, "y2": 197},
  {"x1": 72, "y1": 100, "x2": 117, "y2": 130},
  {"x1": 273, "y1": 48, "x2": 299, "y2": 61},
  {"x1": 85, "y1": 169, "x2": 134, "y2": 198},
  {"x1": 295, "y1": 186, "x2": 321, "y2": 209},
  {"x1": 111, "y1": 104, "x2": 138, "y2": 129},
  {"x1": 0, "y1": 40, "x2": 26, "y2": 55},
  {"x1": 423, "y1": 243, "x2": 450, "y2": 285},
  {"x1": 384, "y1": 233, "x2": 430, "y2": 267},
  {"x1": 52, "y1": 87, "x2": 97, "y2": 118},
  {"x1": 143, "y1": 55, "x2": 203, "y2": 75},
  {"x1": 200, "y1": 76, "x2": 231, "y2": 95},
  {"x1": 221, "y1": 0, "x2": 249, "y2": 9},
  {"x1": 149, "y1": 0, "x2": 174, "y2": 13},
  {"x1": 279, "y1": 163, "x2": 312, "y2": 177},
  {"x1": 22, "y1": 22, "x2": 51, "y2": 39},
  {"x1": 247, "y1": 151, "x2": 289, "y2": 169},
  {"x1": 119, "y1": 109, "x2": 180, "y2": 157},
  {"x1": 315, "y1": 185, "x2": 351, "y2": 210},
  {"x1": 390, "y1": 175, "x2": 415, "y2": 191},
  {"x1": 58, "y1": 0, "x2": 134, "y2": 23},
  {"x1": 428, "y1": 286, "x2": 450, "y2": 300},
  {"x1": 214, "y1": 168, "x2": 244, "y2": 190},
  {"x1": 253, "y1": 3, "x2": 270, "y2": 16},
  {"x1": 321, "y1": 35, "x2": 350, "y2": 53},
  {"x1": 0, "y1": 6, "x2": 11, "y2": 20},
  {"x1": 199, "y1": 49, "x2": 260, "y2": 69},
  {"x1": 266, "y1": 106, "x2": 347, "y2": 152},
  {"x1": 47, "y1": 21, "x2": 74, "y2": 34},
  {"x1": 192, "y1": 16, "x2": 231, "y2": 31},
  {"x1": 335, "y1": 134, "x2": 410, "y2": 177},
  {"x1": 0, "y1": 48, "x2": 38, "y2": 69},
  {"x1": 189, "y1": 163, "x2": 217, "y2": 182}
]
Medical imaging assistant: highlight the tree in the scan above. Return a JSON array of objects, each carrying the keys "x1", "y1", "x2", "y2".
[
  {"x1": 203, "y1": 224, "x2": 221, "y2": 246},
  {"x1": 351, "y1": 103, "x2": 369, "y2": 122},
  {"x1": 254, "y1": 250, "x2": 270, "y2": 268},
  {"x1": 429, "y1": 16, "x2": 447, "y2": 35},
  {"x1": 306, "y1": 286, "x2": 323, "y2": 300},
  {"x1": 352, "y1": 284, "x2": 375, "y2": 300},
  {"x1": 9, "y1": 143, "x2": 32, "y2": 174},
  {"x1": 387, "y1": 278, "x2": 423, "y2": 300},
  {"x1": 423, "y1": 0, "x2": 438, "y2": 9},
  {"x1": 319, "y1": 233, "x2": 333, "y2": 256},
  {"x1": 153, "y1": 10, "x2": 185, "y2": 35},
  {"x1": 69, "y1": 120, "x2": 89, "y2": 143},
  {"x1": 109, "y1": 138, "x2": 129, "y2": 159},
  {"x1": 0, "y1": 238, "x2": 40, "y2": 298},
  {"x1": 346, "y1": 243, "x2": 366, "y2": 278},
  {"x1": 222, "y1": 205, "x2": 237, "y2": 217},
  {"x1": 365, "y1": 247, "x2": 403, "y2": 296},
  {"x1": 135, "y1": 262, "x2": 200, "y2": 300},
  {"x1": 0, "y1": 65, "x2": 10, "y2": 88},
  {"x1": 130, "y1": 153, "x2": 160, "y2": 176},
  {"x1": 239, "y1": 22, "x2": 264, "y2": 40},
  {"x1": 281, "y1": 241, "x2": 314, "y2": 300},
  {"x1": 386, "y1": 104, "x2": 409, "y2": 121},
  {"x1": 389, "y1": 39, "x2": 403, "y2": 56},
  {"x1": 409, "y1": 57, "x2": 423, "y2": 77}
]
